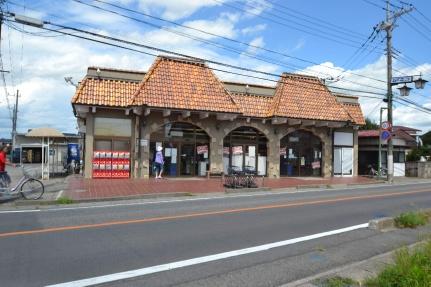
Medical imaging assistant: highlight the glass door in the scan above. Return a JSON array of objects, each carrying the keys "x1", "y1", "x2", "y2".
[
  {"x1": 334, "y1": 147, "x2": 353, "y2": 176},
  {"x1": 180, "y1": 144, "x2": 195, "y2": 176}
]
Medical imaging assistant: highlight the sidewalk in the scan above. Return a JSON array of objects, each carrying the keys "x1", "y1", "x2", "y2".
[{"x1": 63, "y1": 175, "x2": 383, "y2": 201}]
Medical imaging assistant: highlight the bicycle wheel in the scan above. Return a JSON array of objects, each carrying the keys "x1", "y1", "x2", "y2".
[{"x1": 20, "y1": 179, "x2": 44, "y2": 200}]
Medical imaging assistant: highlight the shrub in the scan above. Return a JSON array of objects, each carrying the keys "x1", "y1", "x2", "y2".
[
  {"x1": 365, "y1": 241, "x2": 431, "y2": 287},
  {"x1": 56, "y1": 196, "x2": 74, "y2": 204},
  {"x1": 394, "y1": 211, "x2": 428, "y2": 228},
  {"x1": 315, "y1": 276, "x2": 358, "y2": 287}
]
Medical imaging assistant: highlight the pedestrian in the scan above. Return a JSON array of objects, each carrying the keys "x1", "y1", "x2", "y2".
[
  {"x1": 0, "y1": 144, "x2": 13, "y2": 188},
  {"x1": 154, "y1": 145, "x2": 164, "y2": 179}
]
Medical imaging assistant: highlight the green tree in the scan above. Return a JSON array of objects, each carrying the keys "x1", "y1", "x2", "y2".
[
  {"x1": 360, "y1": 117, "x2": 379, "y2": 130},
  {"x1": 422, "y1": 130, "x2": 431, "y2": 147}
]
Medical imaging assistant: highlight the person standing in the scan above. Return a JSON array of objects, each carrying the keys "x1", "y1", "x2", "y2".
[
  {"x1": 154, "y1": 145, "x2": 164, "y2": 179},
  {"x1": 0, "y1": 145, "x2": 13, "y2": 188}
]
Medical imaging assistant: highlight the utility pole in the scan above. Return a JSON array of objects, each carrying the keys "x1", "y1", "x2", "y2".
[
  {"x1": 377, "y1": 0, "x2": 413, "y2": 183},
  {"x1": 12, "y1": 89, "x2": 19, "y2": 149}
]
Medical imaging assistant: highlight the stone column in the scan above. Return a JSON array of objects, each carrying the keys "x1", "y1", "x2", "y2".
[
  {"x1": 209, "y1": 134, "x2": 224, "y2": 174},
  {"x1": 353, "y1": 128, "x2": 359, "y2": 176},
  {"x1": 140, "y1": 120, "x2": 151, "y2": 179},
  {"x1": 84, "y1": 113, "x2": 94, "y2": 179},
  {"x1": 267, "y1": 133, "x2": 280, "y2": 178},
  {"x1": 322, "y1": 130, "x2": 333, "y2": 178}
]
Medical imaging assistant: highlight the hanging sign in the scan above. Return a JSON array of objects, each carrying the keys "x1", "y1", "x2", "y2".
[
  {"x1": 391, "y1": 76, "x2": 412, "y2": 84},
  {"x1": 381, "y1": 121, "x2": 392, "y2": 131},
  {"x1": 381, "y1": 130, "x2": 392, "y2": 141},
  {"x1": 311, "y1": 161, "x2": 321, "y2": 169},
  {"x1": 232, "y1": 146, "x2": 243, "y2": 155},
  {"x1": 196, "y1": 145, "x2": 208, "y2": 155},
  {"x1": 279, "y1": 147, "x2": 287, "y2": 156}
]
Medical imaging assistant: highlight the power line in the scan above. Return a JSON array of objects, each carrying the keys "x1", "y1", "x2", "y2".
[
  {"x1": 211, "y1": 0, "x2": 385, "y2": 51},
  {"x1": 72, "y1": 0, "x2": 388, "y2": 86},
  {"x1": 5, "y1": 13, "x2": 429, "y2": 117},
  {"x1": 264, "y1": 0, "x2": 368, "y2": 39}
]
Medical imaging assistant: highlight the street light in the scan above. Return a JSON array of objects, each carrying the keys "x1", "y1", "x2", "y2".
[
  {"x1": 413, "y1": 76, "x2": 428, "y2": 89},
  {"x1": 397, "y1": 84, "x2": 412, "y2": 97}
]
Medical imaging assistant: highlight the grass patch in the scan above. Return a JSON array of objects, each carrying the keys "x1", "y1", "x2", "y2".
[
  {"x1": 394, "y1": 211, "x2": 428, "y2": 228},
  {"x1": 365, "y1": 241, "x2": 431, "y2": 287},
  {"x1": 56, "y1": 196, "x2": 74, "y2": 204},
  {"x1": 314, "y1": 276, "x2": 358, "y2": 287}
]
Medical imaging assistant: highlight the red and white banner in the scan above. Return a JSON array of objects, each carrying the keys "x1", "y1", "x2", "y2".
[
  {"x1": 311, "y1": 161, "x2": 321, "y2": 169},
  {"x1": 279, "y1": 147, "x2": 286, "y2": 156},
  {"x1": 232, "y1": 146, "x2": 243, "y2": 155},
  {"x1": 223, "y1": 147, "x2": 230, "y2": 155},
  {"x1": 197, "y1": 145, "x2": 208, "y2": 155}
]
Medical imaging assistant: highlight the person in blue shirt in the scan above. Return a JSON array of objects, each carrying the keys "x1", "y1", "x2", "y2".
[{"x1": 154, "y1": 145, "x2": 164, "y2": 179}]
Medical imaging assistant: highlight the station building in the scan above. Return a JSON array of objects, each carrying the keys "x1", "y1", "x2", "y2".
[{"x1": 71, "y1": 56, "x2": 365, "y2": 179}]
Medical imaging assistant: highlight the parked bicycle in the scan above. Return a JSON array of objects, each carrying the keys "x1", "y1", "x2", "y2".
[
  {"x1": 0, "y1": 166, "x2": 45, "y2": 200},
  {"x1": 368, "y1": 164, "x2": 387, "y2": 178}
]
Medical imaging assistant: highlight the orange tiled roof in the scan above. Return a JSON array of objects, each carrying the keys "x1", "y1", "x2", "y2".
[
  {"x1": 72, "y1": 78, "x2": 140, "y2": 107},
  {"x1": 231, "y1": 93, "x2": 273, "y2": 117},
  {"x1": 131, "y1": 57, "x2": 240, "y2": 113},
  {"x1": 270, "y1": 73, "x2": 351, "y2": 121},
  {"x1": 72, "y1": 56, "x2": 366, "y2": 124},
  {"x1": 341, "y1": 103, "x2": 366, "y2": 125}
]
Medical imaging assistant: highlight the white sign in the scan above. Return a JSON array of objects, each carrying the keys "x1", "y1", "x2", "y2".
[
  {"x1": 139, "y1": 139, "x2": 148, "y2": 147},
  {"x1": 391, "y1": 76, "x2": 413, "y2": 84}
]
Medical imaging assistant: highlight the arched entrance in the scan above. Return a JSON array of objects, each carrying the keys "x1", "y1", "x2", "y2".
[
  {"x1": 150, "y1": 122, "x2": 210, "y2": 177},
  {"x1": 223, "y1": 126, "x2": 268, "y2": 175},
  {"x1": 280, "y1": 130, "x2": 322, "y2": 176}
]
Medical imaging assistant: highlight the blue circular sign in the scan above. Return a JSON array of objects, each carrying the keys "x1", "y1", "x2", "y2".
[{"x1": 381, "y1": 130, "x2": 391, "y2": 140}]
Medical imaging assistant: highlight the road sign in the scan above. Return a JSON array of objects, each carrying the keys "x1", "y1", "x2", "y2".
[
  {"x1": 381, "y1": 121, "x2": 392, "y2": 130},
  {"x1": 391, "y1": 76, "x2": 413, "y2": 84},
  {"x1": 381, "y1": 130, "x2": 391, "y2": 141}
]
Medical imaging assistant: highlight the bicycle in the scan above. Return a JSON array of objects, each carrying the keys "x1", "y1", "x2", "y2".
[
  {"x1": 0, "y1": 166, "x2": 45, "y2": 200},
  {"x1": 368, "y1": 165, "x2": 387, "y2": 178}
]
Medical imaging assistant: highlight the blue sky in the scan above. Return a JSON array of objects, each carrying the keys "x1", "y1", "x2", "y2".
[{"x1": 0, "y1": 0, "x2": 430, "y2": 138}]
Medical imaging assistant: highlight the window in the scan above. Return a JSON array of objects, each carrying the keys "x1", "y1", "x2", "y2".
[{"x1": 94, "y1": 117, "x2": 132, "y2": 137}]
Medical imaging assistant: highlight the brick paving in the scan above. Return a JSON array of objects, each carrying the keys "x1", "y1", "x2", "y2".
[{"x1": 64, "y1": 175, "x2": 380, "y2": 201}]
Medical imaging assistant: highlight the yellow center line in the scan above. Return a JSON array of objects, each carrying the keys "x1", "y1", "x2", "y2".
[{"x1": 1, "y1": 188, "x2": 430, "y2": 238}]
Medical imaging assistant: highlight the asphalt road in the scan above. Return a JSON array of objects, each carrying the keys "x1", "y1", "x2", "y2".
[{"x1": 1, "y1": 182, "x2": 431, "y2": 287}]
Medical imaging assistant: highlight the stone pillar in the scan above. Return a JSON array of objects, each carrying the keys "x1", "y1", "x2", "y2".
[
  {"x1": 322, "y1": 130, "x2": 333, "y2": 178},
  {"x1": 209, "y1": 132, "x2": 223, "y2": 174},
  {"x1": 353, "y1": 128, "x2": 359, "y2": 176},
  {"x1": 267, "y1": 133, "x2": 280, "y2": 178},
  {"x1": 132, "y1": 115, "x2": 140, "y2": 178},
  {"x1": 140, "y1": 120, "x2": 151, "y2": 179},
  {"x1": 84, "y1": 113, "x2": 94, "y2": 179}
]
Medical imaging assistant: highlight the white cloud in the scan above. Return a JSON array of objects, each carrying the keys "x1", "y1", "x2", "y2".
[
  {"x1": 246, "y1": 36, "x2": 264, "y2": 54},
  {"x1": 241, "y1": 24, "x2": 267, "y2": 35},
  {"x1": 137, "y1": 0, "x2": 223, "y2": 20}
]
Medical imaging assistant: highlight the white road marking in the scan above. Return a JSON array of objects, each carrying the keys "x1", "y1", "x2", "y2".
[
  {"x1": 0, "y1": 181, "x2": 429, "y2": 214},
  {"x1": 46, "y1": 223, "x2": 369, "y2": 287},
  {"x1": 55, "y1": 190, "x2": 64, "y2": 200}
]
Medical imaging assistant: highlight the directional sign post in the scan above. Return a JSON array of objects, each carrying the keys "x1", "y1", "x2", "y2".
[{"x1": 381, "y1": 130, "x2": 391, "y2": 141}]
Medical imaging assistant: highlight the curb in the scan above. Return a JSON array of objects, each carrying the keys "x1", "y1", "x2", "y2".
[{"x1": 12, "y1": 192, "x2": 195, "y2": 206}]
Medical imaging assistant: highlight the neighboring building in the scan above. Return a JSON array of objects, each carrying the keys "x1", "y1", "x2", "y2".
[
  {"x1": 358, "y1": 126, "x2": 421, "y2": 176},
  {"x1": 14, "y1": 131, "x2": 80, "y2": 167},
  {"x1": 71, "y1": 56, "x2": 365, "y2": 179}
]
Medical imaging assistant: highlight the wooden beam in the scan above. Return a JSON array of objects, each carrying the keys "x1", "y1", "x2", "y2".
[
  {"x1": 216, "y1": 113, "x2": 237, "y2": 121},
  {"x1": 302, "y1": 120, "x2": 316, "y2": 127},
  {"x1": 271, "y1": 117, "x2": 288, "y2": 125},
  {"x1": 315, "y1": 121, "x2": 329, "y2": 127},
  {"x1": 133, "y1": 107, "x2": 143, "y2": 115},
  {"x1": 144, "y1": 108, "x2": 151, "y2": 116},
  {"x1": 328, "y1": 121, "x2": 344, "y2": 128},
  {"x1": 181, "y1": 111, "x2": 191, "y2": 118},
  {"x1": 288, "y1": 119, "x2": 301, "y2": 126},
  {"x1": 199, "y1": 112, "x2": 209, "y2": 119}
]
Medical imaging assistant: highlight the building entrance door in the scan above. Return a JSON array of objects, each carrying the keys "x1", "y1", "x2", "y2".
[{"x1": 180, "y1": 144, "x2": 195, "y2": 176}]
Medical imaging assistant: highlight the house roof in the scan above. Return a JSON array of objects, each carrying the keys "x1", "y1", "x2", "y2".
[
  {"x1": 72, "y1": 56, "x2": 365, "y2": 124},
  {"x1": 269, "y1": 73, "x2": 351, "y2": 121},
  {"x1": 72, "y1": 78, "x2": 140, "y2": 107},
  {"x1": 358, "y1": 130, "x2": 380, "y2": 137},
  {"x1": 230, "y1": 93, "x2": 273, "y2": 117},
  {"x1": 341, "y1": 103, "x2": 366, "y2": 125},
  {"x1": 131, "y1": 56, "x2": 240, "y2": 114}
]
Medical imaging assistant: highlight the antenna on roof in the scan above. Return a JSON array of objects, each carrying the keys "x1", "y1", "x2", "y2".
[
  {"x1": 96, "y1": 68, "x2": 101, "y2": 79},
  {"x1": 245, "y1": 84, "x2": 250, "y2": 95},
  {"x1": 64, "y1": 77, "x2": 78, "y2": 88}
]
